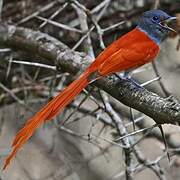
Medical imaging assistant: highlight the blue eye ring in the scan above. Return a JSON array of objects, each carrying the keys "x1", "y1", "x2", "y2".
[{"x1": 152, "y1": 16, "x2": 159, "y2": 21}]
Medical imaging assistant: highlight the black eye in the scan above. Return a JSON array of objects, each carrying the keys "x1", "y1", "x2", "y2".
[{"x1": 152, "y1": 16, "x2": 159, "y2": 21}]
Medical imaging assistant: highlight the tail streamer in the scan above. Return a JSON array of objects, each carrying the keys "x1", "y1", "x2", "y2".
[{"x1": 3, "y1": 68, "x2": 95, "y2": 170}]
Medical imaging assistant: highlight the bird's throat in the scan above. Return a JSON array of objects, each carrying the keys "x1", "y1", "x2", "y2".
[{"x1": 137, "y1": 26, "x2": 161, "y2": 45}]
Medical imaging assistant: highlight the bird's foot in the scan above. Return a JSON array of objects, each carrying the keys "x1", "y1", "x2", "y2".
[{"x1": 114, "y1": 73, "x2": 143, "y2": 89}]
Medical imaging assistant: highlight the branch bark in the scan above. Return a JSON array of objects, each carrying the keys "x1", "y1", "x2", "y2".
[{"x1": 0, "y1": 23, "x2": 180, "y2": 125}]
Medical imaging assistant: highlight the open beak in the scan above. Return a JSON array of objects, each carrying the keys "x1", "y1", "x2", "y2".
[{"x1": 159, "y1": 16, "x2": 177, "y2": 32}]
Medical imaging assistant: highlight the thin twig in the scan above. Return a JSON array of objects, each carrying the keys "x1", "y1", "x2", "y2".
[
  {"x1": 39, "y1": 2, "x2": 69, "y2": 29},
  {"x1": 11, "y1": 60, "x2": 56, "y2": 70},
  {"x1": 0, "y1": 82, "x2": 24, "y2": 105},
  {"x1": 16, "y1": 1, "x2": 60, "y2": 25},
  {"x1": 36, "y1": 15, "x2": 83, "y2": 33}
]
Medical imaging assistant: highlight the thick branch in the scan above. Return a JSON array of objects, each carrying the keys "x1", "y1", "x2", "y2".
[{"x1": 0, "y1": 24, "x2": 180, "y2": 125}]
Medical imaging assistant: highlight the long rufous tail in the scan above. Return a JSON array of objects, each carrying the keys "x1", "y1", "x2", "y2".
[{"x1": 3, "y1": 67, "x2": 96, "y2": 170}]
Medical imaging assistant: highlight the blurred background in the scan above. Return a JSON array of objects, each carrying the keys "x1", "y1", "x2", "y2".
[{"x1": 0, "y1": 0, "x2": 180, "y2": 179}]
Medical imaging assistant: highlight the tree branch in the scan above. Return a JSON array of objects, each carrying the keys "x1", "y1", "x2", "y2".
[{"x1": 0, "y1": 23, "x2": 180, "y2": 125}]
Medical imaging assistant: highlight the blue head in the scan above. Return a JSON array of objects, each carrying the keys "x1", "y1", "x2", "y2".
[{"x1": 137, "y1": 10, "x2": 177, "y2": 44}]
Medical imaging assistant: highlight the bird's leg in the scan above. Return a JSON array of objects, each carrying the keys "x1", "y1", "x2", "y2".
[
  {"x1": 124, "y1": 70, "x2": 144, "y2": 88},
  {"x1": 124, "y1": 69, "x2": 133, "y2": 78},
  {"x1": 114, "y1": 69, "x2": 143, "y2": 89}
]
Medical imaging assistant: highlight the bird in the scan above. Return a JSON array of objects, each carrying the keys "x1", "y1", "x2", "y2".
[{"x1": 3, "y1": 9, "x2": 176, "y2": 170}]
